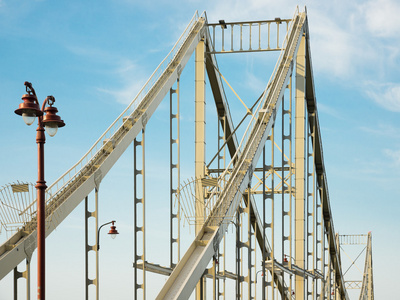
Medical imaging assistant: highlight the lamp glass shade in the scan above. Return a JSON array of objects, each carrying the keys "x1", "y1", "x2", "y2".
[
  {"x1": 22, "y1": 112, "x2": 36, "y2": 126},
  {"x1": 45, "y1": 123, "x2": 58, "y2": 137}
]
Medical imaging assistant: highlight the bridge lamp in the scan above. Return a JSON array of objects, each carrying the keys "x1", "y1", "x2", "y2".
[
  {"x1": 108, "y1": 221, "x2": 119, "y2": 239},
  {"x1": 14, "y1": 81, "x2": 65, "y2": 300},
  {"x1": 98, "y1": 220, "x2": 119, "y2": 249}
]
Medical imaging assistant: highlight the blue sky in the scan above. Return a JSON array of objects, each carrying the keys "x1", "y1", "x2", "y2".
[{"x1": 0, "y1": 0, "x2": 399, "y2": 299}]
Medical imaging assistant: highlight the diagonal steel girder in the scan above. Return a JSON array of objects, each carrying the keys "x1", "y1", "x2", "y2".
[
  {"x1": 204, "y1": 26, "x2": 291, "y2": 299},
  {"x1": 0, "y1": 14, "x2": 208, "y2": 281},
  {"x1": 156, "y1": 12, "x2": 307, "y2": 300}
]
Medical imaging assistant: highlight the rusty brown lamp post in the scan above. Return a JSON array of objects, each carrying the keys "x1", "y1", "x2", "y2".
[{"x1": 15, "y1": 81, "x2": 65, "y2": 300}]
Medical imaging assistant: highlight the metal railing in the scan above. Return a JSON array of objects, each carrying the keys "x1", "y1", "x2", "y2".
[
  {"x1": 42, "y1": 11, "x2": 203, "y2": 212},
  {"x1": 208, "y1": 17, "x2": 292, "y2": 53},
  {"x1": 203, "y1": 7, "x2": 301, "y2": 224}
]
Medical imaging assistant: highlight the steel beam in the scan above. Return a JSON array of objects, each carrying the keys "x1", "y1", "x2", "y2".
[
  {"x1": 295, "y1": 31, "x2": 306, "y2": 300},
  {"x1": 134, "y1": 130, "x2": 146, "y2": 299},
  {"x1": 156, "y1": 12, "x2": 306, "y2": 299},
  {"x1": 0, "y1": 16, "x2": 207, "y2": 281},
  {"x1": 170, "y1": 80, "x2": 181, "y2": 269}
]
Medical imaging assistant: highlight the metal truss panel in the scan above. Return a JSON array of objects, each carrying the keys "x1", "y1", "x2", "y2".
[{"x1": 156, "y1": 11, "x2": 306, "y2": 299}]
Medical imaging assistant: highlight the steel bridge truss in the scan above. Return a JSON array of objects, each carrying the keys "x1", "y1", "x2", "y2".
[{"x1": 0, "y1": 7, "x2": 375, "y2": 300}]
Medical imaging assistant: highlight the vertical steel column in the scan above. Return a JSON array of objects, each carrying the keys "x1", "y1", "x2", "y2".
[
  {"x1": 262, "y1": 147, "x2": 266, "y2": 300},
  {"x1": 263, "y1": 130, "x2": 275, "y2": 299},
  {"x1": 306, "y1": 111, "x2": 316, "y2": 299},
  {"x1": 334, "y1": 234, "x2": 340, "y2": 299},
  {"x1": 134, "y1": 130, "x2": 146, "y2": 299},
  {"x1": 320, "y1": 183, "x2": 326, "y2": 300},
  {"x1": 212, "y1": 255, "x2": 217, "y2": 300},
  {"x1": 295, "y1": 31, "x2": 306, "y2": 299},
  {"x1": 170, "y1": 80, "x2": 180, "y2": 269},
  {"x1": 195, "y1": 37, "x2": 206, "y2": 234},
  {"x1": 85, "y1": 191, "x2": 99, "y2": 300},
  {"x1": 240, "y1": 207, "x2": 244, "y2": 298},
  {"x1": 244, "y1": 187, "x2": 254, "y2": 300},
  {"x1": 269, "y1": 128, "x2": 275, "y2": 300},
  {"x1": 217, "y1": 115, "x2": 226, "y2": 300},
  {"x1": 367, "y1": 232, "x2": 373, "y2": 300},
  {"x1": 315, "y1": 182, "x2": 323, "y2": 300},
  {"x1": 282, "y1": 78, "x2": 294, "y2": 297},
  {"x1": 235, "y1": 208, "x2": 243, "y2": 300},
  {"x1": 13, "y1": 259, "x2": 30, "y2": 300},
  {"x1": 326, "y1": 256, "x2": 332, "y2": 299},
  {"x1": 195, "y1": 37, "x2": 206, "y2": 300},
  {"x1": 94, "y1": 189, "x2": 100, "y2": 300},
  {"x1": 323, "y1": 235, "x2": 329, "y2": 300}
]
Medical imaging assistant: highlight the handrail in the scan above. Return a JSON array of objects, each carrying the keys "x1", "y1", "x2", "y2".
[
  {"x1": 44, "y1": 11, "x2": 201, "y2": 207},
  {"x1": 203, "y1": 7, "x2": 301, "y2": 220}
]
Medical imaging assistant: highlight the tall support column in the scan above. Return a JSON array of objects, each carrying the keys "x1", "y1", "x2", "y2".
[
  {"x1": 244, "y1": 188, "x2": 254, "y2": 300},
  {"x1": 13, "y1": 259, "x2": 30, "y2": 300},
  {"x1": 85, "y1": 190, "x2": 99, "y2": 300},
  {"x1": 282, "y1": 79, "x2": 294, "y2": 297},
  {"x1": 170, "y1": 79, "x2": 180, "y2": 269},
  {"x1": 327, "y1": 256, "x2": 332, "y2": 299},
  {"x1": 263, "y1": 130, "x2": 275, "y2": 299},
  {"x1": 195, "y1": 37, "x2": 206, "y2": 300},
  {"x1": 334, "y1": 234, "x2": 340, "y2": 300},
  {"x1": 367, "y1": 232, "x2": 374, "y2": 300},
  {"x1": 295, "y1": 31, "x2": 306, "y2": 299},
  {"x1": 195, "y1": 37, "x2": 206, "y2": 233},
  {"x1": 320, "y1": 183, "x2": 326, "y2": 300},
  {"x1": 262, "y1": 147, "x2": 266, "y2": 300},
  {"x1": 323, "y1": 233, "x2": 328, "y2": 300},
  {"x1": 269, "y1": 128, "x2": 275, "y2": 300},
  {"x1": 217, "y1": 115, "x2": 226, "y2": 299},
  {"x1": 134, "y1": 130, "x2": 146, "y2": 299},
  {"x1": 306, "y1": 111, "x2": 316, "y2": 299},
  {"x1": 235, "y1": 208, "x2": 243, "y2": 300},
  {"x1": 316, "y1": 182, "x2": 323, "y2": 299},
  {"x1": 94, "y1": 189, "x2": 100, "y2": 300}
]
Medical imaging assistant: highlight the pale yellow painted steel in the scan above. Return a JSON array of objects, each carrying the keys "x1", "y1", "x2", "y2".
[
  {"x1": 157, "y1": 11, "x2": 307, "y2": 300},
  {"x1": 0, "y1": 14, "x2": 207, "y2": 281},
  {"x1": 195, "y1": 38, "x2": 206, "y2": 235},
  {"x1": 195, "y1": 37, "x2": 206, "y2": 300},
  {"x1": 295, "y1": 31, "x2": 306, "y2": 299},
  {"x1": 13, "y1": 259, "x2": 30, "y2": 300}
]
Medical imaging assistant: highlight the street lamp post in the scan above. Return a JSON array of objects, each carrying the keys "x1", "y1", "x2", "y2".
[
  {"x1": 96, "y1": 221, "x2": 119, "y2": 300},
  {"x1": 97, "y1": 220, "x2": 119, "y2": 250},
  {"x1": 15, "y1": 81, "x2": 65, "y2": 300}
]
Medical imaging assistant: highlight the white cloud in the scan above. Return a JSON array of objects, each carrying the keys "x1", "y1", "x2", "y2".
[
  {"x1": 359, "y1": 0, "x2": 400, "y2": 38},
  {"x1": 384, "y1": 149, "x2": 400, "y2": 166},
  {"x1": 317, "y1": 102, "x2": 345, "y2": 120},
  {"x1": 66, "y1": 44, "x2": 148, "y2": 105},
  {"x1": 359, "y1": 123, "x2": 400, "y2": 138},
  {"x1": 97, "y1": 81, "x2": 144, "y2": 106},
  {"x1": 96, "y1": 60, "x2": 147, "y2": 105},
  {"x1": 365, "y1": 82, "x2": 400, "y2": 112},
  {"x1": 207, "y1": 0, "x2": 303, "y2": 23},
  {"x1": 309, "y1": 14, "x2": 357, "y2": 78}
]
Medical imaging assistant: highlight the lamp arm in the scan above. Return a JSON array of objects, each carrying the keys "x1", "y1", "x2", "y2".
[{"x1": 97, "y1": 220, "x2": 116, "y2": 250}]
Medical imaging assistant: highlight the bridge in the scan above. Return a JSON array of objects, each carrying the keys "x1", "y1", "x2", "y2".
[{"x1": 0, "y1": 8, "x2": 374, "y2": 299}]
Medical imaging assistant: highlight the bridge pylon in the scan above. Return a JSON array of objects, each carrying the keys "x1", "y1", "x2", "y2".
[{"x1": 0, "y1": 7, "x2": 375, "y2": 300}]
